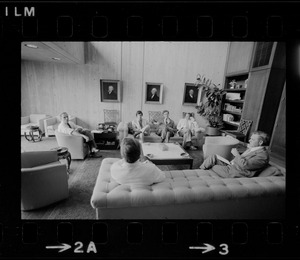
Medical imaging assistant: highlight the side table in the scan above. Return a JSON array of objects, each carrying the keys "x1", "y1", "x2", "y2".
[
  {"x1": 50, "y1": 147, "x2": 71, "y2": 172},
  {"x1": 24, "y1": 126, "x2": 42, "y2": 142},
  {"x1": 92, "y1": 130, "x2": 119, "y2": 150}
]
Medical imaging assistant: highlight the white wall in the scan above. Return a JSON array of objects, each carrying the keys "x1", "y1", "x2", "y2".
[{"x1": 21, "y1": 41, "x2": 229, "y2": 129}]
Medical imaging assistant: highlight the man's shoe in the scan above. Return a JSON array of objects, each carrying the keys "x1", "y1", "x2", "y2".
[{"x1": 92, "y1": 148, "x2": 99, "y2": 153}]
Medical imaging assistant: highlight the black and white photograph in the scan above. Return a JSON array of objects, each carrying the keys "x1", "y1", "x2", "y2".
[
  {"x1": 20, "y1": 41, "x2": 286, "y2": 221},
  {"x1": 182, "y1": 83, "x2": 200, "y2": 105},
  {"x1": 100, "y1": 79, "x2": 121, "y2": 102},
  {"x1": 145, "y1": 82, "x2": 163, "y2": 104}
]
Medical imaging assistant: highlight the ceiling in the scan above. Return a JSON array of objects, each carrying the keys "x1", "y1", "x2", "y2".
[{"x1": 21, "y1": 42, "x2": 80, "y2": 64}]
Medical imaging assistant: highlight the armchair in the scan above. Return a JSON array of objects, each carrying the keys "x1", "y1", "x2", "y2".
[
  {"x1": 55, "y1": 130, "x2": 89, "y2": 159},
  {"x1": 44, "y1": 115, "x2": 77, "y2": 137},
  {"x1": 203, "y1": 136, "x2": 240, "y2": 161},
  {"x1": 21, "y1": 114, "x2": 50, "y2": 135},
  {"x1": 221, "y1": 119, "x2": 252, "y2": 143},
  {"x1": 21, "y1": 151, "x2": 69, "y2": 211}
]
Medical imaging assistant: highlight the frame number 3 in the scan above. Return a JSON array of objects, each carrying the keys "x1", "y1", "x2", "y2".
[{"x1": 219, "y1": 244, "x2": 229, "y2": 255}]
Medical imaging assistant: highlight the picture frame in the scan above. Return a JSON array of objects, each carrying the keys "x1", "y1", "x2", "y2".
[
  {"x1": 100, "y1": 79, "x2": 121, "y2": 102},
  {"x1": 145, "y1": 82, "x2": 163, "y2": 104},
  {"x1": 182, "y1": 83, "x2": 200, "y2": 106}
]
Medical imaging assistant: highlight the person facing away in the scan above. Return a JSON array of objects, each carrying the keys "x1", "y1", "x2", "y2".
[
  {"x1": 110, "y1": 137, "x2": 166, "y2": 185},
  {"x1": 149, "y1": 88, "x2": 159, "y2": 101},
  {"x1": 177, "y1": 112, "x2": 197, "y2": 150},
  {"x1": 58, "y1": 112, "x2": 100, "y2": 156},
  {"x1": 200, "y1": 131, "x2": 270, "y2": 178},
  {"x1": 156, "y1": 110, "x2": 177, "y2": 143},
  {"x1": 131, "y1": 110, "x2": 150, "y2": 143}
]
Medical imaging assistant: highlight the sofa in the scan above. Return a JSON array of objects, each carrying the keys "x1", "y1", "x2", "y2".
[
  {"x1": 21, "y1": 114, "x2": 50, "y2": 135},
  {"x1": 21, "y1": 151, "x2": 69, "y2": 211},
  {"x1": 117, "y1": 111, "x2": 205, "y2": 148},
  {"x1": 44, "y1": 115, "x2": 77, "y2": 137},
  {"x1": 90, "y1": 158, "x2": 285, "y2": 219},
  {"x1": 55, "y1": 130, "x2": 89, "y2": 159},
  {"x1": 203, "y1": 136, "x2": 240, "y2": 161}
]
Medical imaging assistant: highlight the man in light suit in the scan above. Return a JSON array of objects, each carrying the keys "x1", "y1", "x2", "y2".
[
  {"x1": 200, "y1": 131, "x2": 270, "y2": 178},
  {"x1": 131, "y1": 110, "x2": 150, "y2": 143}
]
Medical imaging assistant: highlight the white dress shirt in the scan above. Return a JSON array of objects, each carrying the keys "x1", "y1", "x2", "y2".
[{"x1": 111, "y1": 159, "x2": 166, "y2": 185}]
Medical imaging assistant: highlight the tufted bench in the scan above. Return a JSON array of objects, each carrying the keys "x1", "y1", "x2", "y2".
[{"x1": 90, "y1": 158, "x2": 285, "y2": 219}]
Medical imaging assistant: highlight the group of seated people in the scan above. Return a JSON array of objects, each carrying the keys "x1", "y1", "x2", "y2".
[
  {"x1": 131, "y1": 110, "x2": 205, "y2": 150},
  {"x1": 110, "y1": 130, "x2": 270, "y2": 184},
  {"x1": 57, "y1": 111, "x2": 270, "y2": 183}
]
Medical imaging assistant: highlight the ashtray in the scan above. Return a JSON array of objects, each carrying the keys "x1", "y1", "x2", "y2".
[{"x1": 146, "y1": 153, "x2": 154, "y2": 159}]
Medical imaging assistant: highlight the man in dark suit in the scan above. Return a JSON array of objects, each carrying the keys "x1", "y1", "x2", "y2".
[
  {"x1": 200, "y1": 131, "x2": 270, "y2": 178},
  {"x1": 156, "y1": 110, "x2": 177, "y2": 143},
  {"x1": 149, "y1": 88, "x2": 159, "y2": 101},
  {"x1": 185, "y1": 89, "x2": 197, "y2": 103},
  {"x1": 106, "y1": 85, "x2": 118, "y2": 100}
]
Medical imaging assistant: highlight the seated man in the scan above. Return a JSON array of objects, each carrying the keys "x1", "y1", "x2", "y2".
[
  {"x1": 131, "y1": 110, "x2": 150, "y2": 143},
  {"x1": 190, "y1": 116, "x2": 205, "y2": 141},
  {"x1": 58, "y1": 112, "x2": 101, "y2": 157},
  {"x1": 200, "y1": 131, "x2": 270, "y2": 178},
  {"x1": 111, "y1": 137, "x2": 166, "y2": 185},
  {"x1": 156, "y1": 110, "x2": 177, "y2": 143},
  {"x1": 177, "y1": 113, "x2": 197, "y2": 150}
]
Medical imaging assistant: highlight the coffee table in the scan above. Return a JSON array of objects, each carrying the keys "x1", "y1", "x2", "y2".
[
  {"x1": 24, "y1": 126, "x2": 42, "y2": 142},
  {"x1": 50, "y1": 146, "x2": 71, "y2": 172},
  {"x1": 141, "y1": 143, "x2": 193, "y2": 169}
]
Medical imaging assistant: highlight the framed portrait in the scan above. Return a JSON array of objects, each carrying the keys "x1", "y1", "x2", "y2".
[
  {"x1": 182, "y1": 83, "x2": 200, "y2": 106},
  {"x1": 145, "y1": 82, "x2": 163, "y2": 104},
  {"x1": 100, "y1": 79, "x2": 121, "y2": 102}
]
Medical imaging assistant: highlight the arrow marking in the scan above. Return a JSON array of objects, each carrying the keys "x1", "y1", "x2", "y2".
[
  {"x1": 46, "y1": 243, "x2": 71, "y2": 253},
  {"x1": 189, "y1": 243, "x2": 215, "y2": 254}
]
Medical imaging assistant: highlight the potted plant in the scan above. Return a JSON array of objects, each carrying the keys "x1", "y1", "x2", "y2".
[{"x1": 194, "y1": 74, "x2": 226, "y2": 136}]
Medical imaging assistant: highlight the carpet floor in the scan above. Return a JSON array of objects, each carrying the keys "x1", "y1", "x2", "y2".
[{"x1": 21, "y1": 136, "x2": 204, "y2": 220}]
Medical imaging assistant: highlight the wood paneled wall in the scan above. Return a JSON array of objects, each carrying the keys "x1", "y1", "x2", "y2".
[{"x1": 21, "y1": 42, "x2": 229, "y2": 129}]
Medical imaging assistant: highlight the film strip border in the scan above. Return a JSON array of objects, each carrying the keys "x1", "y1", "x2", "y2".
[
  {"x1": 0, "y1": 1, "x2": 299, "y2": 258},
  {"x1": 0, "y1": 221, "x2": 300, "y2": 257},
  {"x1": 0, "y1": 2, "x2": 299, "y2": 40}
]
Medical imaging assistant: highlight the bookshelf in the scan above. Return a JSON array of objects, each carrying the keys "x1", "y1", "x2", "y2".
[{"x1": 222, "y1": 74, "x2": 248, "y2": 129}]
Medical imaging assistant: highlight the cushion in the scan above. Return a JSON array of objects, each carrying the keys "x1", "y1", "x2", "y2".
[
  {"x1": 47, "y1": 123, "x2": 59, "y2": 130},
  {"x1": 148, "y1": 111, "x2": 163, "y2": 124},
  {"x1": 127, "y1": 121, "x2": 134, "y2": 135},
  {"x1": 258, "y1": 164, "x2": 284, "y2": 177}
]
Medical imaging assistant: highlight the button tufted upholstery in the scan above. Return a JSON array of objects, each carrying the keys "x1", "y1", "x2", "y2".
[{"x1": 91, "y1": 158, "x2": 285, "y2": 219}]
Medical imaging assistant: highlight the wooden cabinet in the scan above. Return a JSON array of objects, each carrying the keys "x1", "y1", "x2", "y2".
[
  {"x1": 269, "y1": 83, "x2": 286, "y2": 163},
  {"x1": 241, "y1": 69, "x2": 269, "y2": 131},
  {"x1": 222, "y1": 42, "x2": 286, "y2": 163},
  {"x1": 242, "y1": 42, "x2": 286, "y2": 137},
  {"x1": 226, "y1": 42, "x2": 254, "y2": 75}
]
